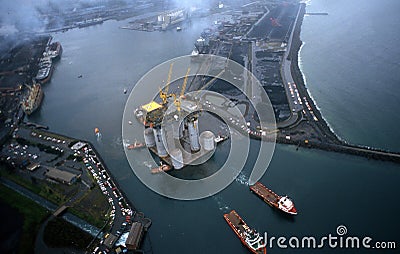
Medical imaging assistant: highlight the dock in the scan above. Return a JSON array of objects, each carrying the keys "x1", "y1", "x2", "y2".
[{"x1": 23, "y1": 121, "x2": 49, "y2": 130}]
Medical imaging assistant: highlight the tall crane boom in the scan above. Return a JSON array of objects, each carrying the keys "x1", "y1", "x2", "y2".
[
  {"x1": 160, "y1": 62, "x2": 174, "y2": 104},
  {"x1": 165, "y1": 62, "x2": 174, "y2": 95},
  {"x1": 180, "y1": 67, "x2": 191, "y2": 98}
]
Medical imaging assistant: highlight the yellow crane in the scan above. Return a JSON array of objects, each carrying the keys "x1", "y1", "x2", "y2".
[
  {"x1": 158, "y1": 63, "x2": 190, "y2": 112},
  {"x1": 180, "y1": 67, "x2": 191, "y2": 98},
  {"x1": 174, "y1": 67, "x2": 191, "y2": 111},
  {"x1": 160, "y1": 62, "x2": 174, "y2": 104}
]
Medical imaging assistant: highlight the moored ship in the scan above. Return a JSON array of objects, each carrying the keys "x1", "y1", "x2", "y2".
[
  {"x1": 36, "y1": 41, "x2": 62, "y2": 84},
  {"x1": 224, "y1": 210, "x2": 267, "y2": 254},
  {"x1": 35, "y1": 59, "x2": 54, "y2": 84},
  {"x1": 22, "y1": 83, "x2": 43, "y2": 115},
  {"x1": 250, "y1": 182, "x2": 297, "y2": 215},
  {"x1": 45, "y1": 41, "x2": 63, "y2": 60}
]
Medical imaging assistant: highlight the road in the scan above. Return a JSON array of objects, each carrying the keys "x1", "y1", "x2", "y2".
[
  {"x1": 81, "y1": 143, "x2": 138, "y2": 252},
  {"x1": 278, "y1": 3, "x2": 303, "y2": 129}
]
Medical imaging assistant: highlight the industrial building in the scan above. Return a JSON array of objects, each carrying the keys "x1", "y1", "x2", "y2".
[
  {"x1": 125, "y1": 222, "x2": 144, "y2": 251},
  {"x1": 158, "y1": 9, "x2": 186, "y2": 30},
  {"x1": 45, "y1": 167, "x2": 79, "y2": 185}
]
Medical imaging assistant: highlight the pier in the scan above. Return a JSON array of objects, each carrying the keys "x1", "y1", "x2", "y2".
[{"x1": 23, "y1": 121, "x2": 49, "y2": 130}]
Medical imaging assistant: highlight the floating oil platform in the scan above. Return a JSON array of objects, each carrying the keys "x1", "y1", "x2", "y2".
[{"x1": 134, "y1": 64, "x2": 227, "y2": 170}]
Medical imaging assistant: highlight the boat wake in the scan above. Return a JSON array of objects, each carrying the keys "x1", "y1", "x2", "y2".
[
  {"x1": 143, "y1": 161, "x2": 153, "y2": 168},
  {"x1": 235, "y1": 171, "x2": 249, "y2": 186},
  {"x1": 121, "y1": 138, "x2": 132, "y2": 148},
  {"x1": 212, "y1": 195, "x2": 231, "y2": 213},
  {"x1": 96, "y1": 132, "x2": 102, "y2": 142},
  {"x1": 110, "y1": 136, "x2": 124, "y2": 148}
]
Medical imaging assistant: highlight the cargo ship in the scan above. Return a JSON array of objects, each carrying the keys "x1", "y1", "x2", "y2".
[
  {"x1": 35, "y1": 63, "x2": 54, "y2": 84},
  {"x1": 22, "y1": 83, "x2": 43, "y2": 115},
  {"x1": 224, "y1": 210, "x2": 267, "y2": 254},
  {"x1": 250, "y1": 182, "x2": 297, "y2": 215},
  {"x1": 36, "y1": 41, "x2": 62, "y2": 84}
]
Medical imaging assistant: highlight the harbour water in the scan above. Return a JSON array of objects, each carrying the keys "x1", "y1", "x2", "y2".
[
  {"x1": 28, "y1": 3, "x2": 399, "y2": 253},
  {"x1": 300, "y1": 0, "x2": 400, "y2": 152}
]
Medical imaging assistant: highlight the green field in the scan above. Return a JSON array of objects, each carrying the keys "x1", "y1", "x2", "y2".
[
  {"x1": 1, "y1": 169, "x2": 74, "y2": 205},
  {"x1": 0, "y1": 183, "x2": 50, "y2": 254},
  {"x1": 1, "y1": 167, "x2": 109, "y2": 229},
  {"x1": 70, "y1": 185, "x2": 110, "y2": 228},
  {"x1": 43, "y1": 217, "x2": 95, "y2": 250}
]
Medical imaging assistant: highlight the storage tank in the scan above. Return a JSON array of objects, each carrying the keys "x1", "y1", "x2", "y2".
[
  {"x1": 153, "y1": 127, "x2": 168, "y2": 157},
  {"x1": 172, "y1": 120, "x2": 180, "y2": 140},
  {"x1": 188, "y1": 119, "x2": 200, "y2": 152},
  {"x1": 144, "y1": 128, "x2": 155, "y2": 147},
  {"x1": 170, "y1": 148, "x2": 184, "y2": 169},
  {"x1": 179, "y1": 120, "x2": 184, "y2": 139},
  {"x1": 200, "y1": 131, "x2": 215, "y2": 151}
]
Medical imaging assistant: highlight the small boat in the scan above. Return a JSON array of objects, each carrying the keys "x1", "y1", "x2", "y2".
[
  {"x1": 151, "y1": 163, "x2": 171, "y2": 174},
  {"x1": 94, "y1": 127, "x2": 102, "y2": 140},
  {"x1": 127, "y1": 141, "x2": 145, "y2": 150},
  {"x1": 214, "y1": 135, "x2": 228, "y2": 143}
]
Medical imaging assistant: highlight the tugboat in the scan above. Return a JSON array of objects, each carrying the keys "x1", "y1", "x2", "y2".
[
  {"x1": 214, "y1": 134, "x2": 228, "y2": 143},
  {"x1": 127, "y1": 140, "x2": 145, "y2": 150},
  {"x1": 224, "y1": 210, "x2": 267, "y2": 254},
  {"x1": 250, "y1": 182, "x2": 297, "y2": 215},
  {"x1": 150, "y1": 163, "x2": 171, "y2": 174}
]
